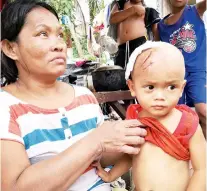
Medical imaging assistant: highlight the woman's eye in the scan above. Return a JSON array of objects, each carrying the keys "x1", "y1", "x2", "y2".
[
  {"x1": 59, "y1": 32, "x2": 64, "y2": 38},
  {"x1": 39, "y1": 31, "x2": 47, "y2": 37},
  {"x1": 168, "y1": 85, "x2": 176, "y2": 90}
]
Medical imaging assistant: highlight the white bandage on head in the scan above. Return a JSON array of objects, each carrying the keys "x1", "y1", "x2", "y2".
[{"x1": 125, "y1": 41, "x2": 165, "y2": 80}]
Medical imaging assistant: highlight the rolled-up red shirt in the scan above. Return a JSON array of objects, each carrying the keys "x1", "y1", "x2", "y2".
[{"x1": 126, "y1": 104, "x2": 198, "y2": 161}]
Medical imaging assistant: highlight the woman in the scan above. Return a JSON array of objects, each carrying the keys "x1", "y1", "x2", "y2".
[{"x1": 1, "y1": 0, "x2": 146, "y2": 190}]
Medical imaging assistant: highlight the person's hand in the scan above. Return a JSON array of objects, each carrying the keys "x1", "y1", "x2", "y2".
[
  {"x1": 133, "y1": 5, "x2": 145, "y2": 16},
  {"x1": 96, "y1": 162, "x2": 113, "y2": 183},
  {"x1": 92, "y1": 162, "x2": 113, "y2": 183},
  {"x1": 96, "y1": 120, "x2": 147, "y2": 155}
]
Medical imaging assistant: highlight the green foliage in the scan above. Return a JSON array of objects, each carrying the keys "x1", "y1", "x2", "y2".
[
  {"x1": 72, "y1": 42, "x2": 79, "y2": 58},
  {"x1": 8, "y1": 0, "x2": 105, "y2": 59},
  {"x1": 62, "y1": 24, "x2": 71, "y2": 43},
  {"x1": 46, "y1": 0, "x2": 76, "y2": 22},
  {"x1": 46, "y1": 0, "x2": 81, "y2": 57},
  {"x1": 88, "y1": 0, "x2": 105, "y2": 24}
]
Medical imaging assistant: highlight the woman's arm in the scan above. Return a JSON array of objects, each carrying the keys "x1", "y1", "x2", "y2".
[
  {"x1": 100, "y1": 135, "x2": 144, "y2": 167},
  {"x1": 2, "y1": 120, "x2": 146, "y2": 191},
  {"x1": 187, "y1": 125, "x2": 206, "y2": 191},
  {"x1": 2, "y1": 131, "x2": 102, "y2": 191}
]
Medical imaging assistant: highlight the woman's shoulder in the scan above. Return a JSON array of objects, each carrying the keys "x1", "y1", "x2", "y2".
[
  {"x1": 0, "y1": 88, "x2": 20, "y2": 109},
  {"x1": 70, "y1": 85, "x2": 100, "y2": 105},
  {"x1": 72, "y1": 85, "x2": 94, "y2": 97}
]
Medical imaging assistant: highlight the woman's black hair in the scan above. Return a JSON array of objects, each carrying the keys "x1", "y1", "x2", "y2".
[{"x1": 1, "y1": 0, "x2": 59, "y2": 86}]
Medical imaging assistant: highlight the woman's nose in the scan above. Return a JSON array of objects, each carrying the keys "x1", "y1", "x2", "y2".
[{"x1": 51, "y1": 40, "x2": 66, "y2": 52}]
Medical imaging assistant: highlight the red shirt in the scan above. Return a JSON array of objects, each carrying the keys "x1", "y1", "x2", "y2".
[{"x1": 126, "y1": 104, "x2": 198, "y2": 161}]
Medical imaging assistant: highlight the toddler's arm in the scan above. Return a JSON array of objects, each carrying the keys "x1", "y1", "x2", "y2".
[
  {"x1": 97, "y1": 154, "x2": 132, "y2": 183},
  {"x1": 187, "y1": 125, "x2": 206, "y2": 191}
]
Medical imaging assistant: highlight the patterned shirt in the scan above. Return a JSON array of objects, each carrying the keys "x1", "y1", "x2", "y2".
[
  {"x1": 0, "y1": 85, "x2": 109, "y2": 190},
  {"x1": 158, "y1": 5, "x2": 206, "y2": 72}
]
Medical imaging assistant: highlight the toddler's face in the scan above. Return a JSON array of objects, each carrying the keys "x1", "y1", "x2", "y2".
[{"x1": 127, "y1": 48, "x2": 186, "y2": 119}]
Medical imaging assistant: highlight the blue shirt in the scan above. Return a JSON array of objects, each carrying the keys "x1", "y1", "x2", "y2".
[{"x1": 158, "y1": 5, "x2": 206, "y2": 72}]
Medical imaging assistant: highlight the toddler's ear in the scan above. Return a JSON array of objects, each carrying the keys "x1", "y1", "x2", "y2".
[
  {"x1": 180, "y1": 80, "x2": 187, "y2": 97},
  {"x1": 127, "y1": 79, "x2": 136, "y2": 97}
]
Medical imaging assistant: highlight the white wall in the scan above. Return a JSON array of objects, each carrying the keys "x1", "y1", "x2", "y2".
[
  {"x1": 76, "y1": 0, "x2": 90, "y2": 23},
  {"x1": 144, "y1": 0, "x2": 158, "y2": 9}
]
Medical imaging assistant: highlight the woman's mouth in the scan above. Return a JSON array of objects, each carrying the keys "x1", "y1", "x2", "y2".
[{"x1": 50, "y1": 56, "x2": 66, "y2": 64}]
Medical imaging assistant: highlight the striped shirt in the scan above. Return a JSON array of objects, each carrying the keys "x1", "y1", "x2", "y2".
[{"x1": 0, "y1": 85, "x2": 110, "y2": 190}]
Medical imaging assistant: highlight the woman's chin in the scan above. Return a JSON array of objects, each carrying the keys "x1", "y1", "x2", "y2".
[
  {"x1": 53, "y1": 67, "x2": 66, "y2": 77},
  {"x1": 44, "y1": 70, "x2": 65, "y2": 81}
]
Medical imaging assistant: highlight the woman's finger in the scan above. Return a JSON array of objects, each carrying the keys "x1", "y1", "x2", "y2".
[
  {"x1": 123, "y1": 136, "x2": 145, "y2": 145},
  {"x1": 124, "y1": 127, "x2": 147, "y2": 137},
  {"x1": 121, "y1": 119, "x2": 145, "y2": 128},
  {"x1": 120, "y1": 145, "x2": 141, "y2": 155}
]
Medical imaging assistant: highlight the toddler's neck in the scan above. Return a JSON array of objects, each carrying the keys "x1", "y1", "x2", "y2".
[{"x1": 137, "y1": 107, "x2": 177, "y2": 122}]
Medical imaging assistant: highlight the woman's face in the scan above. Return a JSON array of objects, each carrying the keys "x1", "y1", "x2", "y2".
[{"x1": 15, "y1": 7, "x2": 67, "y2": 80}]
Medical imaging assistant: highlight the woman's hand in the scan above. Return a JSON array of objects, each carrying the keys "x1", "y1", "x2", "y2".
[{"x1": 96, "y1": 120, "x2": 147, "y2": 155}]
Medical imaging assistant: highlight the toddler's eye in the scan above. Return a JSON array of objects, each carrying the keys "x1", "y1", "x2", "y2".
[
  {"x1": 167, "y1": 85, "x2": 176, "y2": 90},
  {"x1": 146, "y1": 85, "x2": 154, "y2": 90}
]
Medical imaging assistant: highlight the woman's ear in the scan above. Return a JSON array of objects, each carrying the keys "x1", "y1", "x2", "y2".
[
  {"x1": 127, "y1": 79, "x2": 136, "y2": 97},
  {"x1": 1, "y1": 40, "x2": 18, "y2": 61}
]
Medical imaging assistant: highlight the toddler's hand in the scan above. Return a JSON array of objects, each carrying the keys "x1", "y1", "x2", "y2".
[{"x1": 96, "y1": 163, "x2": 113, "y2": 183}]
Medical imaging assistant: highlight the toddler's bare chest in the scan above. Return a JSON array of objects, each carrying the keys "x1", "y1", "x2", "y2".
[{"x1": 132, "y1": 143, "x2": 189, "y2": 191}]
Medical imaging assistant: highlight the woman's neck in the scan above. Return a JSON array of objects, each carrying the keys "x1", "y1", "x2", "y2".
[{"x1": 16, "y1": 76, "x2": 60, "y2": 97}]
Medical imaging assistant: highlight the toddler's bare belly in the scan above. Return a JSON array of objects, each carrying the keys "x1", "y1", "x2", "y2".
[{"x1": 132, "y1": 142, "x2": 190, "y2": 191}]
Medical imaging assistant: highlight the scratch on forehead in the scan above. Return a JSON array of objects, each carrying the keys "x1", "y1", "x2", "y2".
[{"x1": 134, "y1": 48, "x2": 157, "y2": 71}]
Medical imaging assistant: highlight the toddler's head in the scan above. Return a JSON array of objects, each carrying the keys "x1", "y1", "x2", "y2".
[{"x1": 125, "y1": 41, "x2": 186, "y2": 118}]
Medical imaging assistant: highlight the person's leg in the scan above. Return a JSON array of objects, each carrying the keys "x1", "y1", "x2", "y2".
[
  {"x1": 178, "y1": 88, "x2": 186, "y2": 104},
  {"x1": 178, "y1": 72, "x2": 188, "y2": 105},
  {"x1": 115, "y1": 36, "x2": 146, "y2": 68},
  {"x1": 194, "y1": 103, "x2": 206, "y2": 138},
  {"x1": 115, "y1": 44, "x2": 126, "y2": 69},
  {"x1": 129, "y1": 36, "x2": 147, "y2": 54},
  {"x1": 185, "y1": 72, "x2": 206, "y2": 138}
]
